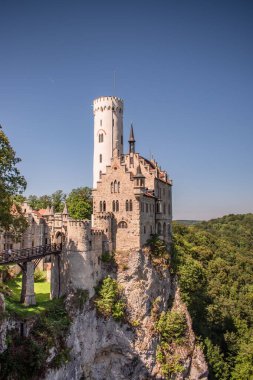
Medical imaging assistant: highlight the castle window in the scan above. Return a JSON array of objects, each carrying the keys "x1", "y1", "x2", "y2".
[
  {"x1": 144, "y1": 226, "x2": 146, "y2": 234},
  {"x1": 157, "y1": 222, "x2": 162, "y2": 235},
  {"x1": 111, "y1": 182, "x2": 113, "y2": 193},
  {"x1": 130, "y1": 157, "x2": 134, "y2": 165},
  {"x1": 150, "y1": 225, "x2": 153, "y2": 234},
  {"x1": 118, "y1": 181, "x2": 120, "y2": 193},
  {"x1": 121, "y1": 135, "x2": 123, "y2": 145},
  {"x1": 112, "y1": 200, "x2": 116, "y2": 212},
  {"x1": 99, "y1": 170, "x2": 102, "y2": 180},
  {"x1": 99, "y1": 201, "x2": 103, "y2": 212},
  {"x1": 146, "y1": 203, "x2": 148, "y2": 213},
  {"x1": 126, "y1": 200, "x2": 129, "y2": 211},
  {"x1": 99, "y1": 154, "x2": 102, "y2": 163},
  {"x1": 114, "y1": 180, "x2": 117, "y2": 193},
  {"x1": 103, "y1": 201, "x2": 106, "y2": 212},
  {"x1": 163, "y1": 203, "x2": 166, "y2": 214},
  {"x1": 116, "y1": 200, "x2": 119, "y2": 212},
  {"x1": 99, "y1": 133, "x2": 104, "y2": 143},
  {"x1": 141, "y1": 202, "x2": 144, "y2": 212},
  {"x1": 100, "y1": 120, "x2": 102, "y2": 126},
  {"x1": 118, "y1": 221, "x2": 127, "y2": 228},
  {"x1": 129, "y1": 199, "x2": 133, "y2": 211}
]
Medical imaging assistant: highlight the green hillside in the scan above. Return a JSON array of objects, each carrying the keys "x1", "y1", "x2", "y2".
[{"x1": 173, "y1": 214, "x2": 253, "y2": 380}]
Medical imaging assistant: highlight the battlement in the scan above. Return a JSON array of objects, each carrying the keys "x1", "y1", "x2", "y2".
[
  {"x1": 91, "y1": 229, "x2": 104, "y2": 236},
  {"x1": 93, "y1": 96, "x2": 123, "y2": 113},
  {"x1": 68, "y1": 219, "x2": 90, "y2": 228}
]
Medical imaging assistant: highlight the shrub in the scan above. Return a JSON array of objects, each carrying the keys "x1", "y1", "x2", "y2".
[
  {"x1": 155, "y1": 310, "x2": 187, "y2": 344},
  {"x1": 34, "y1": 269, "x2": 47, "y2": 282},
  {"x1": 95, "y1": 276, "x2": 125, "y2": 321},
  {"x1": 101, "y1": 251, "x2": 114, "y2": 263}
]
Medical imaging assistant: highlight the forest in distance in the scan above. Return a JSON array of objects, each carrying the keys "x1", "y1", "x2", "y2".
[{"x1": 173, "y1": 214, "x2": 253, "y2": 380}]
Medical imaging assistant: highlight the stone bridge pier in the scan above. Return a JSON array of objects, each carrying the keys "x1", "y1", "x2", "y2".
[{"x1": 20, "y1": 262, "x2": 36, "y2": 306}]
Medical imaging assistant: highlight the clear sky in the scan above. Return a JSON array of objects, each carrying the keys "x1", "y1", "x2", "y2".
[{"x1": 1, "y1": 0, "x2": 252, "y2": 220}]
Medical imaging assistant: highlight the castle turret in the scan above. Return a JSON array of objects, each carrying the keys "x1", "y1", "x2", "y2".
[
  {"x1": 93, "y1": 96, "x2": 124, "y2": 188},
  {"x1": 128, "y1": 123, "x2": 135, "y2": 154}
]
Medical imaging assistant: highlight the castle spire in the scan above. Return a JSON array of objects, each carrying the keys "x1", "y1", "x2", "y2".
[{"x1": 128, "y1": 123, "x2": 135, "y2": 154}]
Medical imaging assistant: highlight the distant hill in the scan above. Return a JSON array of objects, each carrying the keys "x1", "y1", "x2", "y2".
[
  {"x1": 173, "y1": 219, "x2": 202, "y2": 226},
  {"x1": 173, "y1": 213, "x2": 253, "y2": 380}
]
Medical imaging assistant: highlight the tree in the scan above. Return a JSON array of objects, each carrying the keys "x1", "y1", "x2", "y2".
[
  {"x1": 0, "y1": 125, "x2": 27, "y2": 235},
  {"x1": 26, "y1": 190, "x2": 66, "y2": 212},
  {"x1": 66, "y1": 187, "x2": 92, "y2": 220}
]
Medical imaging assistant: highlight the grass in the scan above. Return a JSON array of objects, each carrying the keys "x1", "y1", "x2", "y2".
[{"x1": 4, "y1": 273, "x2": 52, "y2": 319}]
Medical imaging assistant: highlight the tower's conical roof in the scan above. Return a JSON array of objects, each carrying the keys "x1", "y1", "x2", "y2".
[{"x1": 128, "y1": 123, "x2": 135, "y2": 142}]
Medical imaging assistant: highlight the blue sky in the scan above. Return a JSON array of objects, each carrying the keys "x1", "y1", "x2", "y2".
[{"x1": 1, "y1": 0, "x2": 252, "y2": 220}]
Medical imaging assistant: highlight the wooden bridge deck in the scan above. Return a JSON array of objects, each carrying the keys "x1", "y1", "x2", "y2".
[{"x1": 0, "y1": 243, "x2": 62, "y2": 265}]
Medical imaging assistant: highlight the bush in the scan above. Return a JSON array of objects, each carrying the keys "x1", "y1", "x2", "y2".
[
  {"x1": 95, "y1": 276, "x2": 125, "y2": 321},
  {"x1": 147, "y1": 234, "x2": 168, "y2": 257},
  {"x1": 101, "y1": 251, "x2": 114, "y2": 263},
  {"x1": 155, "y1": 310, "x2": 187, "y2": 344},
  {"x1": 34, "y1": 269, "x2": 47, "y2": 282}
]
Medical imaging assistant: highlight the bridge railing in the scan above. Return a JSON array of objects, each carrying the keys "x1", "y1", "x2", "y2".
[{"x1": 0, "y1": 243, "x2": 62, "y2": 265}]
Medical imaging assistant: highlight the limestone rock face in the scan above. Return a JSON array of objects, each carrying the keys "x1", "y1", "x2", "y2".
[{"x1": 44, "y1": 250, "x2": 208, "y2": 380}]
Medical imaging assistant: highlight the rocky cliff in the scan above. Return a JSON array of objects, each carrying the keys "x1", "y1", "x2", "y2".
[{"x1": 44, "y1": 249, "x2": 208, "y2": 380}]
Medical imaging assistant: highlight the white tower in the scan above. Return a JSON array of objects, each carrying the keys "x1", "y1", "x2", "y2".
[{"x1": 93, "y1": 96, "x2": 124, "y2": 188}]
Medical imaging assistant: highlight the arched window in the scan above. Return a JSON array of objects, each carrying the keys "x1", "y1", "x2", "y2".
[
  {"x1": 99, "y1": 170, "x2": 102, "y2": 180},
  {"x1": 103, "y1": 201, "x2": 106, "y2": 212},
  {"x1": 129, "y1": 199, "x2": 133, "y2": 211},
  {"x1": 112, "y1": 200, "x2": 115, "y2": 212},
  {"x1": 118, "y1": 221, "x2": 127, "y2": 228},
  {"x1": 116, "y1": 200, "x2": 119, "y2": 212},
  {"x1": 118, "y1": 181, "x2": 120, "y2": 193},
  {"x1": 111, "y1": 182, "x2": 114, "y2": 193},
  {"x1": 99, "y1": 201, "x2": 103, "y2": 212},
  {"x1": 114, "y1": 180, "x2": 117, "y2": 193},
  {"x1": 99, "y1": 154, "x2": 102, "y2": 163},
  {"x1": 126, "y1": 200, "x2": 129, "y2": 211}
]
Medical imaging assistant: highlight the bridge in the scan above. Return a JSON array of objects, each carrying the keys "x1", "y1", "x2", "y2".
[
  {"x1": 0, "y1": 243, "x2": 62, "y2": 265},
  {"x1": 0, "y1": 243, "x2": 63, "y2": 306}
]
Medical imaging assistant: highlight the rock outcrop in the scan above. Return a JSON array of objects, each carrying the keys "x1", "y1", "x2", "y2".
[{"x1": 44, "y1": 250, "x2": 208, "y2": 380}]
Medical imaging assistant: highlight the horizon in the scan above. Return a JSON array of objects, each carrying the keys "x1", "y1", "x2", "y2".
[{"x1": 1, "y1": 0, "x2": 253, "y2": 220}]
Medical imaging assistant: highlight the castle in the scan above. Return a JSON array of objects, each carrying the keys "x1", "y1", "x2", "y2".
[{"x1": 0, "y1": 96, "x2": 172, "y2": 302}]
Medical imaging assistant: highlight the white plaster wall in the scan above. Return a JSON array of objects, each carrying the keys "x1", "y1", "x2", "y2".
[{"x1": 93, "y1": 96, "x2": 124, "y2": 188}]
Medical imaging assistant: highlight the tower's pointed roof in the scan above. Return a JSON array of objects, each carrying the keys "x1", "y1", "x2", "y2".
[
  {"x1": 62, "y1": 203, "x2": 68, "y2": 215},
  {"x1": 128, "y1": 123, "x2": 135, "y2": 142}
]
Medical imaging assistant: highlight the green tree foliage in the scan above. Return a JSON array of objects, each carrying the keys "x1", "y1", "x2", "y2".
[
  {"x1": 27, "y1": 190, "x2": 66, "y2": 212},
  {"x1": 0, "y1": 125, "x2": 27, "y2": 236},
  {"x1": 155, "y1": 311, "x2": 187, "y2": 378},
  {"x1": 95, "y1": 276, "x2": 125, "y2": 321},
  {"x1": 66, "y1": 187, "x2": 92, "y2": 220},
  {"x1": 155, "y1": 310, "x2": 187, "y2": 344},
  {"x1": 173, "y1": 214, "x2": 253, "y2": 379}
]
